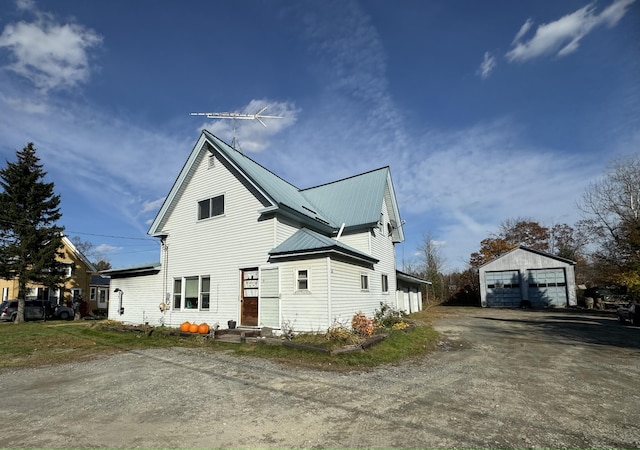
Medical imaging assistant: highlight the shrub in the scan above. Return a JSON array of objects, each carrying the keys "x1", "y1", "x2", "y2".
[
  {"x1": 374, "y1": 302, "x2": 406, "y2": 328},
  {"x1": 351, "y1": 311, "x2": 375, "y2": 337},
  {"x1": 325, "y1": 325, "x2": 360, "y2": 345}
]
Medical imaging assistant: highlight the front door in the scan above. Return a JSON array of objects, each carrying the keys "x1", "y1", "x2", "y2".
[{"x1": 241, "y1": 268, "x2": 259, "y2": 326}]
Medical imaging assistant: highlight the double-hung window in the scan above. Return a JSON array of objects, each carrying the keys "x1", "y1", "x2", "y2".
[
  {"x1": 381, "y1": 274, "x2": 389, "y2": 293},
  {"x1": 173, "y1": 279, "x2": 182, "y2": 310},
  {"x1": 185, "y1": 277, "x2": 199, "y2": 309},
  {"x1": 198, "y1": 195, "x2": 224, "y2": 220},
  {"x1": 360, "y1": 274, "x2": 369, "y2": 291},
  {"x1": 200, "y1": 276, "x2": 210, "y2": 310},
  {"x1": 296, "y1": 269, "x2": 309, "y2": 291}
]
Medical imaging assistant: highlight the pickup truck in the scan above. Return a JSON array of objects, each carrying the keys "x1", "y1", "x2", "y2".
[{"x1": 617, "y1": 302, "x2": 639, "y2": 326}]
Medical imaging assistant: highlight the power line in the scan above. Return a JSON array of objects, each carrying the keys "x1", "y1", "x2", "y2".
[{"x1": 65, "y1": 230, "x2": 158, "y2": 242}]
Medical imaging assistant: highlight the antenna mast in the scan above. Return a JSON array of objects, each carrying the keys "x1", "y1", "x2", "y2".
[{"x1": 190, "y1": 106, "x2": 284, "y2": 150}]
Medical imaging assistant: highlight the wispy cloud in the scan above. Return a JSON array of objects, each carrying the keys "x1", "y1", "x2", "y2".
[
  {"x1": 506, "y1": 0, "x2": 636, "y2": 62},
  {"x1": 0, "y1": 1, "x2": 102, "y2": 92},
  {"x1": 477, "y1": 51, "x2": 497, "y2": 79},
  {"x1": 196, "y1": 99, "x2": 300, "y2": 153},
  {"x1": 95, "y1": 244, "x2": 123, "y2": 254}
]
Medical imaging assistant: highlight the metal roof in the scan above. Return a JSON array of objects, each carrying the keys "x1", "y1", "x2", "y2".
[
  {"x1": 203, "y1": 131, "x2": 332, "y2": 227},
  {"x1": 149, "y1": 131, "x2": 404, "y2": 242},
  {"x1": 269, "y1": 228, "x2": 378, "y2": 264},
  {"x1": 301, "y1": 167, "x2": 389, "y2": 228}
]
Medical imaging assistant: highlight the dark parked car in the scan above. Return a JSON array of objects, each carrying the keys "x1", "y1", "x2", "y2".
[
  {"x1": 1, "y1": 300, "x2": 47, "y2": 321},
  {"x1": 0, "y1": 300, "x2": 74, "y2": 321},
  {"x1": 617, "y1": 302, "x2": 639, "y2": 326}
]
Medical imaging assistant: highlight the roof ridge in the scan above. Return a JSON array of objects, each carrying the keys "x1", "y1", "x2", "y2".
[{"x1": 300, "y1": 166, "x2": 389, "y2": 192}]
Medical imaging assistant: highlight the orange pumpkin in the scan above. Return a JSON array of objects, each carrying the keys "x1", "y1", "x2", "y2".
[
  {"x1": 198, "y1": 323, "x2": 210, "y2": 335},
  {"x1": 180, "y1": 322, "x2": 191, "y2": 332},
  {"x1": 189, "y1": 323, "x2": 199, "y2": 333}
]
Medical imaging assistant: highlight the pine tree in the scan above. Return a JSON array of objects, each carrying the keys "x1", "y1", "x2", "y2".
[{"x1": 0, "y1": 143, "x2": 65, "y2": 323}]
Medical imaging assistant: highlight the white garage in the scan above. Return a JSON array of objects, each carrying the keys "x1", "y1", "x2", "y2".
[{"x1": 479, "y1": 247, "x2": 577, "y2": 308}]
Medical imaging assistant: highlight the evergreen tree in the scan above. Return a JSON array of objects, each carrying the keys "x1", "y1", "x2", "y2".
[{"x1": 0, "y1": 143, "x2": 65, "y2": 323}]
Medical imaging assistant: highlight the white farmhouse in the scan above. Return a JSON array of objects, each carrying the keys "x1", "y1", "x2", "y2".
[{"x1": 105, "y1": 131, "x2": 427, "y2": 331}]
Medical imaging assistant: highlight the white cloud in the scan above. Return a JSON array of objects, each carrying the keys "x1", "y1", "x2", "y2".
[
  {"x1": 512, "y1": 18, "x2": 534, "y2": 44},
  {"x1": 197, "y1": 99, "x2": 300, "y2": 153},
  {"x1": 0, "y1": 3, "x2": 102, "y2": 92},
  {"x1": 477, "y1": 51, "x2": 497, "y2": 79},
  {"x1": 142, "y1": 198, "x2": 166, "y2": 214},
  {"x1": 95, "y1": 244, "x2": 123, "y2": 254},
  {"x1": 506, "y1": 0, "x2": 636, "y2": 62}
]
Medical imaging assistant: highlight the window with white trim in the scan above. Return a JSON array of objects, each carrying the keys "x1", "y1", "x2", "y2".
[
  {"x1": 173, "y1": 278, "x2": 182, "y2": 310},
  {"x1": 360, "y1": 274, "x2": 369, "y2": 291},
  {"x1": 296, "y1": 269, "x2": 309, "y2": 291},
  {"x1": 173, "y1": 276, "x2": 211, "y2": 310},
  {"x1": 198, "y1": 195, "x2": 224, "y2": 220},
  {"x1": 90, "y1": 287, "x2": 96, "y2": 301},
  {"x1": 381, "y1": 274, "x2": 389, "y2": 293},
  {"x1": 201, "y1": 276, "x2": 210, "y2": 310},
  {"x1": 185, "y1": 277, "x2": 199, "y2": 309}
]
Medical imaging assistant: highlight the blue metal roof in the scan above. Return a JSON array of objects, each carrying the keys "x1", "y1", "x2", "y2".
[
  {"x1": 269, "y1": 228, "x2": 378, "y2": 264},
  {"x1": 203, "y1": 131, "x2": 332, "y2": 227},
  {"x1": 301, "y1": 167, "x2": 389, "y2": 228},
  {"x1": 149, "y1": 131, "x2": 404, "y2": 242}
]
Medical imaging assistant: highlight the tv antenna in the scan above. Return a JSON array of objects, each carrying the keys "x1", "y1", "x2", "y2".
[{"x1": 190, "y1": 106, "x2": 284, "y2": 150}]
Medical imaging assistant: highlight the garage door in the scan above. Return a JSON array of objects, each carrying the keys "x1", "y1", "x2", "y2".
[
  {"x1": 485, "y1": 270, "x2": 522, "y2": 307},
  {"x1": 527, "y1": 269, "x2": 567, "y2": 308}
]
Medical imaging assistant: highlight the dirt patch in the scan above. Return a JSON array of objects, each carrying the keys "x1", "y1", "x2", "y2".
[{"x1": 1, "y1": 306, "x2": 638, "y2": 448}]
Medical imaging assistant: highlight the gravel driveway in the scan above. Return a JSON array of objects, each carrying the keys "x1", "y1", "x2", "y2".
[{"x1": 1, "y1": 307, "x2": 639, "y2": 448}]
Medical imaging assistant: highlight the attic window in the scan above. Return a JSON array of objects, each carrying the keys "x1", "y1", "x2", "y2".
[{"x1": 198, "y1": 195, "x2": 225, "y2": 220}]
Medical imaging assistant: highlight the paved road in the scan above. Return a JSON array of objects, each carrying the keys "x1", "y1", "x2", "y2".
[{"x1": 1, "y1": 307, "x2": 639, "y2": 448}]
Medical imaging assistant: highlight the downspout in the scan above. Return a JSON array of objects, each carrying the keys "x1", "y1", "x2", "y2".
[
  {"x1": 162, "y1": 238, "x2": 170, "y2": 325},
  {"x1": 327, "y1": 256, "x2": 332, "y2": 329}
]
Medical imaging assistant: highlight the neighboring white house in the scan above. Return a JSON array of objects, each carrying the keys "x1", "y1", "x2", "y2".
[
  {"x1": 479, "y1": 246, "x2": 577, "y2": 308},
  {"x1": 105, "y1": 131, "x2": 426, "y2": 331}
]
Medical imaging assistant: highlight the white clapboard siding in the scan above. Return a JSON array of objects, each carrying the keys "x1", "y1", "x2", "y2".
[
  {"x1": 108, "y1": 273, "x2": 163, "y2": 325},
  {"x1": 278, "y1": 258, "x2": 329, "y2": 332},
  {"x1": 157, "y1": 147, "x2": 276, "y2": 327}
]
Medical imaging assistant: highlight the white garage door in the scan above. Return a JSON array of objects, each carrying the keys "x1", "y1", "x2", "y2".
[
  {"x1": 527, "y1": 268, "x2": 567, "y2": 308},
  {"x1": 485, "y1": 270, "x2": 522, "y2": 307}
]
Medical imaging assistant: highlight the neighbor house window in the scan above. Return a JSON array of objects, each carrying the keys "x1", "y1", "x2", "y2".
[
  {"x1": 361, "y1": 274, "x2": 369, "y2": 291},
  {"x1": 296, "y1": 269, "x2": 309, "y2": 291},
  {"x1": 173, "y1": 279, "x2": 182, "y2": 310},
  {"x1": 198, "y1": 195, "x2": 225, "y2": 220},
  {"x1": 200, "y1": 276, "x2": 210, "y2": 310},
  {"x1": 90, "y1": 287, "x2": 96, "y2": 301},
  {"x1": 185, "y1": 277, "x2": 199, "y2": 309},
  {"x1": 381, "y1": 274, "x2": 389, "y2": 293}
]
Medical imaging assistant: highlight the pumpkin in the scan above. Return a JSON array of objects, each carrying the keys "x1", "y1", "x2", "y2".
[
  {"x1": 198, "y1": 323, "x2": 210, "y2": 335},
  {"x1": 189, "y1": 323, "x2": 199, "y2": 333},
  {"x1": 180, "y1": 322, "x2": 191, "y2": 332}
]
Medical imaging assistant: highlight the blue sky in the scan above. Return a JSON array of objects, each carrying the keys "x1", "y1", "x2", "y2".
[{"x1": 0, "y1": 0, "x2": 638, "y2": 271}]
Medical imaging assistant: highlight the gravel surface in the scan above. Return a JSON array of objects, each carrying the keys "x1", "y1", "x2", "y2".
[{"x1": 1, "y1": 307, "x2": 639, "y2": 448}]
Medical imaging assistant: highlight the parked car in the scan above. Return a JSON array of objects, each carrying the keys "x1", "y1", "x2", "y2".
[
  {"x1": 0, "y1": 300, "x2": 47, "y2": 321},
  {"x1": 0, "y1": 300, "x2": 75, "y2": 321},
  {"x1": 52, "y1": 304, "x2": 74, "y2": 320},
  {"x1": 617, "y1": 302, "x2": 639, "y2": 326}
]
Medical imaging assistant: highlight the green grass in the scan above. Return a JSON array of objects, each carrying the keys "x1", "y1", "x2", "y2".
[{"x1": 0, "y1": 313, "x2": 442, "y2": 372}]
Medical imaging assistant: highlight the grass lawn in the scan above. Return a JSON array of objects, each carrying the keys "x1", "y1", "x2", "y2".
[{"x1": 0, "y1": 308, "x2": 443, "y2": 372}]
